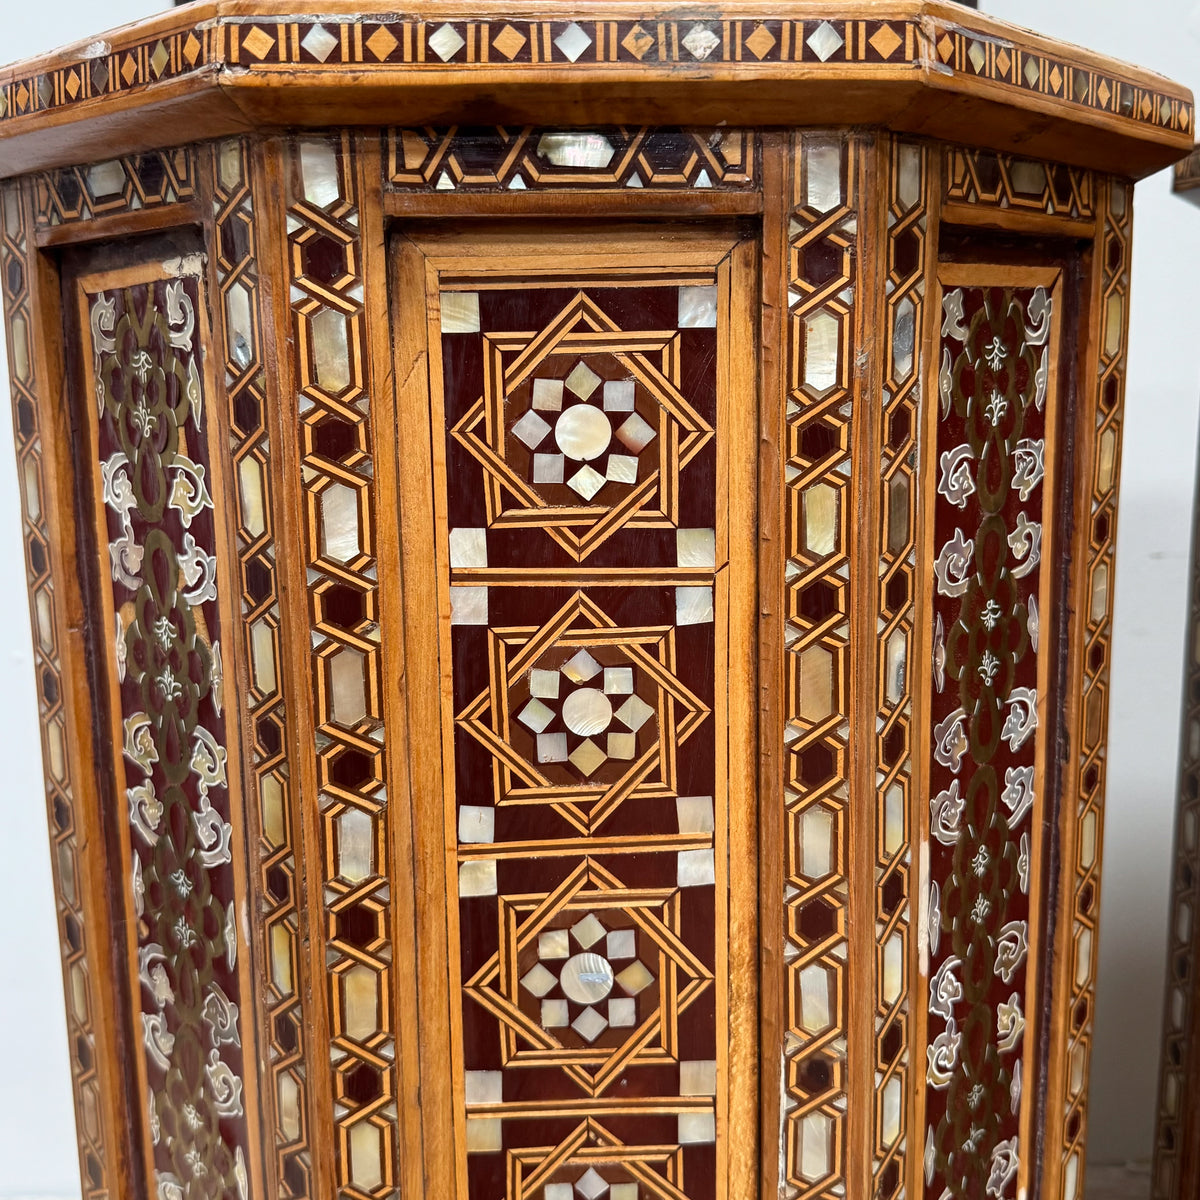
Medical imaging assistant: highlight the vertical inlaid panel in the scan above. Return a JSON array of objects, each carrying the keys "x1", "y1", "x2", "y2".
[
  {"x1": 1, "y1": 180, "x2": 116, "y2": 1200},
  {"x1": 211, "y1": 138, "x2": 313, "y2": 1199},
  {"x1": 281, "y1": 134, "x2": 401, "y2": 1200},
  {"x1": 402, "y1": 227, "x2": 756, "y2": 1200},
  {"x1": 1161, "y1": 151, "x2": 1200, "y2": 1200},
  {"x1": 921, "y1": 273, "x2": 1061, "y2": 1200},
  {"x1": 78, "y1": 263, "x2": 254, "y2": 1200},
  {"x1": 781, "y1": 133, "x2": 862, "y2": 1200}
]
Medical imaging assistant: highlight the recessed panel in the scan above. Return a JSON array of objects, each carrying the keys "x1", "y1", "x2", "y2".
[
  {"x1": 922, "y1": 270, "x2": 1061, "y2": 1198},
  {"x1": 76, "y1": 264, "x2": 253, "y2": 1199},
  {"x1": 403, "y1": 228, "x2": 756, "y2": 1200}
]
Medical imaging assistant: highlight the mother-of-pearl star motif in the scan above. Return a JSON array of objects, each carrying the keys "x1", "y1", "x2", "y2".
[
  {"x1": 458, "y1": 592, "x2": 709, "y2": 835},
  {"x1": 517, "y1": 649, "x2": 653, "y2": 782},
  {"x1": 465, "y1": 862, "x2": 712, "y2": 1097},
  {"x1": 452, "y1": 290, "x2": 713, "y2": 561},
  {"x1": 519, "y1": 910, "x2": 652, "y2": 1045},
  {"x1": 513, "y1": 363, "x2": 653, "y2": 501}
]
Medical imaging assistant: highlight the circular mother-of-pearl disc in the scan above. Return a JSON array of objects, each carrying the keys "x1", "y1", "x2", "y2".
[
  {"x1": 554, "y1": 405, "x2": 611, "y2": 461},
  {"x1": 560, "y1": 952, "x2": 615, "y2": 1004},
  {"x1": 561, "y1": 688, "x2": 613, "y2": 736}
]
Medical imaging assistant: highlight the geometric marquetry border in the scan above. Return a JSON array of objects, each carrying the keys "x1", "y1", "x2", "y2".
[
  {"x1": 944, "y1": 145, "x2": 1095, "y2": 223},
  {"x1": 32, "y1": 146, "x2": 196, "y2": 230},
  {"x1": 872, "y1": 136, "x2": 927, "y2": 1199},
  {"x1": 1054, "y1": 175, "x2": 1133, "y2": 1200},
  {"x1": 0, "y1": 10, "x2": 1191, "y2": 146},
  {"x1": 284, "y1": 131, "x2": 402, "y2": 1200},
  {"x1": 780, "y1": 131, "x2": 861, "y2": 1200},
  {"x1": 383, "y1": 126, "x2": 758, "y2": 192},
  {"x1": 212, "y1": 137, "x2": 314, "y2": 1200}
]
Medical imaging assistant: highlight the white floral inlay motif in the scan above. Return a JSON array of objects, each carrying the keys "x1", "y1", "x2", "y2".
[
  {"x1": 938, "y1": 443, "x2": 976, "y2": 509},
  {"x1": 927, "y1": 1019, "x2": 962, "y2": 1089},
  {"x1": 929, "y1": 956, "x2": 963, "y2": 1020},
  {"x1": 934, "y1": 528, "x2": 975, "y2": 598},
  {"x1": 994, "y1": 921, "x2": 1029, "y2": 985},
  {"x1": 930, "y1": 781, "x2": 965, "y2": 846},
  {"x1": 996, "y1": 992, "x2": 1025, "y2": 1053}
]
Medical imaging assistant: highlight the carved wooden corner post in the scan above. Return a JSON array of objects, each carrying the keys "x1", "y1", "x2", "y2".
[{"x1": 0, "y1": 6, "x2": 1190, "y2": 1200}]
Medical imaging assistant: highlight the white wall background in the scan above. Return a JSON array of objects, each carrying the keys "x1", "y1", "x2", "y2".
[
  {"x1": 0, "y1": 8, "x2": 156, "y2": 1199},
  {"x1": 0, "y1": 1, "x2": 1198, "y2": 1195}
]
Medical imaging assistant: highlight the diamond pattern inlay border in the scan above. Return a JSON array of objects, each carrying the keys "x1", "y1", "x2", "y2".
[{"x1": 0, "y1": 12, "x2": 1189, "y2": 146}]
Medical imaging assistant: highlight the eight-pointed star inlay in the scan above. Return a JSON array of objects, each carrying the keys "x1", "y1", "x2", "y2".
[
  {"x1": 506, "y1": 1117, "x2": 690, "y2": 1200},
  {"x1": 451, "y1": 291, "x2": 713, "y2": 561},
  {"x1": 464, "y1": 862, "x2": 712, "y2": 1098},
  {"x1": 456, "y1": 593, "x2": 709, "y2": 836}
]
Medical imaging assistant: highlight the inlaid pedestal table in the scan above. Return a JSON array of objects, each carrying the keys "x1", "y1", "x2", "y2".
[{"x1": 0, "y1": 6, "x2": 1192, "y2": 1200}]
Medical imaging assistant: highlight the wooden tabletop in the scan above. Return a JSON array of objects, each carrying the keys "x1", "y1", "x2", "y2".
[{"x1": 0, "y1": 1, "x2": 1192, "y2": 178}]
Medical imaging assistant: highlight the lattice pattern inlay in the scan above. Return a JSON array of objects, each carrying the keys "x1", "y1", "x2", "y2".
[
  {"x1": 213, "y1": 137, "x2": 313, "y2": 1199},
  {"x1": 781, "y1": 133, "x2": 858, "y2": 1200},
  {"x1": 385, "y1": 126, "x2": 756, "y2": 191},
  {"x1": 33, "y1": 148, "x2": 196, "y2": 229},
  {"x1": 871, "y1": 138, "x2": 927, "y2": 1197},
  {"x1": 943, "y1": 148, "x2": 1094, "y2": 221},
  {"x1": 285, "y1": 133, "x2": 401, "y2": 1199},
  {"x1": 1059, "y1": 178, "x2": 1131, "y2": 1200}
]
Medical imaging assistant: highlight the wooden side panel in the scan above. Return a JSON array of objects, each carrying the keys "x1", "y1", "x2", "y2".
[
  {"x1": 1049, "y1": 177, "x2": 1133, "y2": 1200},
  {"x1": 72, "y1": 256, "x2": 261, "y2": 1200},
  {"x1": 0, "y1": 175, "x2": 130, "y2": 1200},
  {"x1": 1152, "y1": 427, "x2": 1200, "y2": 1199},
  {"x1": 916, "y1": 266, "x2": 1063, "y2": 1199},
  {"x1": 394, "y1": 224, "x2": 758, "y2": 1200}
]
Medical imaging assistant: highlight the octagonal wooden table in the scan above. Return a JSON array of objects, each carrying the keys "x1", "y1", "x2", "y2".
[{"x1": 0, "y1": 5, "x2": 1192, "y2": 1200}]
